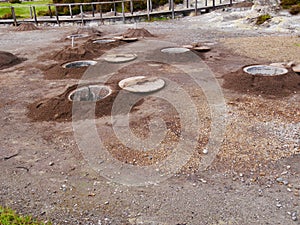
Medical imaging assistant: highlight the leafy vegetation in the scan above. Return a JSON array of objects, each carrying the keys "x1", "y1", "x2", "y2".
[
  {"x1": 0, "y1": 206, "x2": 51, "y2": 225},
  {"x1": 0, "y1": 0, "x2": 53, "y2": 18},
  {"x1": 289, "y1": 3, "x2": 300, "y2": 14},
  {"x1": 280, "y1": 0, "x2": 300, "y2": 9},
  {"x1": 255, "y1": 14, "x2": 271, "y2": 25}
]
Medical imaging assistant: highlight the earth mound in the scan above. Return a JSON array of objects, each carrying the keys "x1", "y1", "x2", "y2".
[
  {"x1": 122, "y1": 28, "x2": 154, "y2": 38},
  {"x1": 222, "y1": 68, "x2": 300, "y2": 98},
  {"x1": 15, "y1": 23, "x2": 39, "y2": 31},
  {"x1": 0, "y1": 51, "x2": 23, "y2": 69}
]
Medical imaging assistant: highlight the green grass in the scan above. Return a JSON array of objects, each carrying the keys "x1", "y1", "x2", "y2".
[
  {"x1": 0, "y1": 206, "x2": 51, "y2": 225},
  {"x1": 0, "y1": 0, "x2": 53, "y2": 18}
]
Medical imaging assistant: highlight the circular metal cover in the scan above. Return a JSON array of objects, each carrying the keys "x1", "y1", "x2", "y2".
[
  {"x1": 292, "y1": 64, "x2": 300, "y2": 74},
  {"x1": 118, "y1": 76, "x2": 165, "y2": 93},
  {"x1": 121, "y1": 37, "x2": 138, "y2": 42},
  {"x1": 193, "y1": 46, "x2": 211, "y2": 52},
  {"x1": 161, "y1": 47, "x2": 190, "y2": 54},
  {"x1": 68, "y1": 85, "x2": 112, "y2": 102},
  {"x1": 62, "y1": 60, "x2": 97, "y2": 69},
  {"x1": 103, "y1": 54, "x2": 137, "y2": 63},
  {"x1": 93, "y1": 39, "x2": 116, "y2": 44},
  {"x1": 243, "y1": 65, "x2": 288, "y2": 76}
]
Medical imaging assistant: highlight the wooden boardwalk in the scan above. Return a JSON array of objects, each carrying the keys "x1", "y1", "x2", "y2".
[{"x1": 0, "y1": 0, "x2": 234, "y2": 26}]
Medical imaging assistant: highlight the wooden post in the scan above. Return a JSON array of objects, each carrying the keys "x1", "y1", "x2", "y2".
[
  {"x1": 146, "y1": 0, "x2": 150, "y2": 21},
  {"x1": 149, "y1": 0, "x2": 152, "y2": 12},
  {"x1": 32, "y1": 6, "x2": 38, "y2": 25},
  {"x1": 48, "y1": 5, "x2": 53, "y2": 18},
  {"x1": 69, "y1": 4, "x2": 73, "y2": 18},
  {"x1": 121, "y1": 0, "x2": 125, "y2": 23},
  {"x1": 205, "y1": 0, "x2": 207, "y2": 6},
  {"x1": 99, "y1": 4, "x2": 103, "y2": 24},
  {"x1": 80, "y1": 4, "x2": 84, "y2": 25},
  {"x1": 91, "y1": 4, "x2": 95, "y2": 17},
  {"x1": 230, "y1": 0, "x2": 232, "y2": 6},
  {"x1": 213, "y1": 0, "x2": 215, "y2": 8},
  {"x1": 113, "y1": 1, "x2": 116, "y2": 16},
  {"x1": 55, "y1": 6, "x2": 60, "y2": 26},
  {"x1": 219, "y1": 0, "x2": 221, "y2": 4},
  {"x1": 168, "y1": 0, "x2": 171, "y2": 10},
  {"x1": 194, "y1": 0, "x2": 197, "y2": 16},
  {"x1": 130, "y1": 0, "x2": 133, "y2": 15},
  {"x1": 29, "y1": 6, "x2": 33, "y2": 19},
  {"x1": 171, "y1": 0, "x2": 174, "y2": 19},
  {"x1": 186, "y1": 0, "x2": 189, "y2": 8},
  {"x1": 10, "y1": 7, "x2": 17, "y2": 26}
]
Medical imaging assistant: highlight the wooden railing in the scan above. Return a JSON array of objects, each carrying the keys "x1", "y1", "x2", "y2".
[{"x1": 0, "y1": 0, "x2": 233, "y2": 26}]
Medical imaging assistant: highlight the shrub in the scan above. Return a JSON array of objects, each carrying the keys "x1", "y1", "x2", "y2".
[
  {"x1": 280, "y1": 0, "x2": 300, "y2": 9},
  {"x1": 9, "y1": 0, "x2": 21, "y2": 3},
  {"x1": 256, "y1": 14, "x2": 271, "y2": 25},
  {"x1": 1, "y1": 13, "x2": 13, "y2": 19},
  {"x1": 289, "y1": 4, "x2": 300, "y2": 14},
  {"x1": 37, "y1": 10, "x2": 54, "y2": 16}
]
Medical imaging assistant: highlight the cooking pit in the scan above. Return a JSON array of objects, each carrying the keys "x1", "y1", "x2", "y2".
[
  {"x1": 68, "y1": 85, "x2": 112, "y2": 102},
  {"x1": 243, "y1": 65, "x2": 288, "y2": 76},
  {"x1": 62, "y1": 60, "x2": 97, "y2": 69}
]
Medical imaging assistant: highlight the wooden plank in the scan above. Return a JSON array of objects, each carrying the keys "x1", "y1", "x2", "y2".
[
  {"x1": 194, "y1": 0, "x2": 197, "y2": 16},
  {"x1": 10, "y1": 7, "x2": 17, "y2": 26},
  {"x1": 32, "y1": 6, "x2": 38, "y2": 25}
]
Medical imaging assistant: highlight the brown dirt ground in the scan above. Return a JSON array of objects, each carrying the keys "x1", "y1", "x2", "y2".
[{"x1": 1, "y1": 21, "x2": 300, "y2": 225}]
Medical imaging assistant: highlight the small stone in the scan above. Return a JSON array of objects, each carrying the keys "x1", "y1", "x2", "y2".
[
  {"x1": 287, "y1": 188, "x2": 292, "y2": 192},
  {"x1": 291, "y1": 212, "x2": 297, "y2": 221},
  {"x1": 202, "y1": 149, "x2": 208, "y2": 154},
  {"x1": 49, "y1": 162, "x2": 54, "y2": 166},
  {"x1": 239, "y1": 173, "x2": 243, "y2": 177},
  {"x1": 276, "y1": 201, "x2": 282, "y2": 208},
  {"x1": 287, "y1": 165, "x2": 291, "y2": 169},
  {"x1": 200, "y1": 178, "x2": 207, "y2": 183},
  {"x1": 104, "y1": 201, "x2": 109, "y2": 205},
  {"x1": 294, "y1": 190, "x2": 299, "y2": 197},
  {"x1": 281, "y1": 171, "x2": 288, "y2": 175}
]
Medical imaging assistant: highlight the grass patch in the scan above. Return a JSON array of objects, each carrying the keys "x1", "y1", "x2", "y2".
[
  {"x1": 0, "y1": 206, "x2": 51, "y2": 225},
  {"x1": 256, "y1": 14, "x2": 271, "y2": 25},
  {"x1": 0, "y1": 0, "x2": 53, "y2": 19}
]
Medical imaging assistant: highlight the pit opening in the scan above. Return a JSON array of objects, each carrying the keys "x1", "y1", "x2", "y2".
[
  {"x1": 68, "y1": 85, "x2": 112, "y2": 102},
  {"x1": 243, "y1": 65, "x2": 288, "y2": 76},
  {"x1": 161, "y1": 47, "x2": 190, "y2": 54},
  {"x1": 62, "y1": 60, "x2": 97, "y2": 69}
]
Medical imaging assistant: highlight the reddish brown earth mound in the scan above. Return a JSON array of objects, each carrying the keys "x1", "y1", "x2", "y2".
[
  {"x1": 38, "y1": 40, "x2": 125, "y2": 79},
  {"x1": 0, "y1": 51, "x2": 23, "y2": 69},
  {"x1": 222, "y1": 68, "x2": 300, "y2": 98},
  {"x1": 122, "y1": 28, "x2": 154, "y2": 38},
  {"x1": 15, "y1": 23, "x2": 39, "y2": 31},
  {"x1": 27, "y1": 82, "x2": 119, "y2": 122}
]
